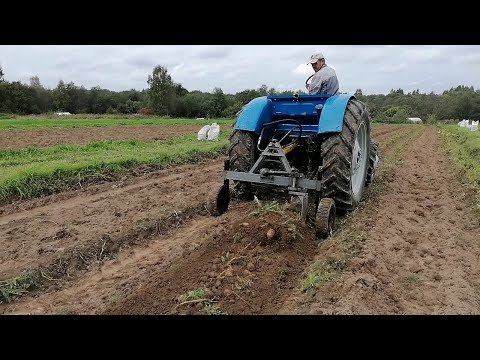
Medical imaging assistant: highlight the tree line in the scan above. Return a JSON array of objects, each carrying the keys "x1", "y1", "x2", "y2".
[{"x1": 1, "y1": 64, "x2": 479, "y2": 122}]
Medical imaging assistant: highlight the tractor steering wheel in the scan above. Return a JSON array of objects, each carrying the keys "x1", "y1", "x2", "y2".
[{"x1": 305, "y1": 74, "x2": 314, "y2": 93}]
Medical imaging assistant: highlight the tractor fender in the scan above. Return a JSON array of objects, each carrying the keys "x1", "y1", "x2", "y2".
[
  {"x1": 318, "y1": 94, "x2": 356, "y2": 134},
  {"x1": 233, "y1": 96, "x2": 272, "y2": 135}
]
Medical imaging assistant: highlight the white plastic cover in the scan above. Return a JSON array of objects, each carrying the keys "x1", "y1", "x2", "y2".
[
  {"x1": 207, "y1": 123, "x2": 220, "y2": 141},
  {"x1": 197, "y1": 125, "x2": 211, "y2": 140}
]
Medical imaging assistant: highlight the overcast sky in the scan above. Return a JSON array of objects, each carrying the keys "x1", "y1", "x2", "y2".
[{"x1": 1, "y1": 45, "x2": 479, "y2": 95}]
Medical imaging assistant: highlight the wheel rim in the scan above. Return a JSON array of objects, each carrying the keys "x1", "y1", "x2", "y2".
[{"x1": 351, "y1": 122, "x2": 368, "y2": 201}]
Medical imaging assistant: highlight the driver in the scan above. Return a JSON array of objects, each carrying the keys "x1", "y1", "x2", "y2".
[{"x1": 306, "y1": 53, "x2": 339, "y2": 95}]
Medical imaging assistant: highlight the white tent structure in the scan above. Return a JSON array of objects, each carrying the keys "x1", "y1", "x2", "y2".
[
  {"x1": 406, "y1": 117, "x2": 422, "y2": 124},
  {"x1": 458, "y1": 119, "x2": 479, "y2": 131}
]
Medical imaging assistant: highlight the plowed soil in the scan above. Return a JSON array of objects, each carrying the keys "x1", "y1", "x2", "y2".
[
  {"x1": 1, "y1": 124, "x2": 479, "y2": 315},
  {"x1": 0, "y1": 125, "x2": 224, "y2": 150}
]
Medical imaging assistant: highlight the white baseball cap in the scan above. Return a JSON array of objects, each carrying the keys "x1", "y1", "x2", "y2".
[{"x1": 307, "y1": 53, "x2": 324, "y2": 64}]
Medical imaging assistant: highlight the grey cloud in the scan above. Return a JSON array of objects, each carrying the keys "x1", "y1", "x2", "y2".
[
  {"x1": 194, "y1": 46, "x2": 233, "y2": 59},
  {"x1": 455, "y1": 53, "x2": 480, "y2": 65},
  {"x1": 125, "y1": 55, "x2": 158, "y2": 69},
  {"x1": 378, "y1": 63, "x2": 407, "y2": 73}
]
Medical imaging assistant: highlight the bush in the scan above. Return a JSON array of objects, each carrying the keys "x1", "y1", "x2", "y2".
[{"x1": 139, "y1": 107, "x2": 155, "y2": 116}]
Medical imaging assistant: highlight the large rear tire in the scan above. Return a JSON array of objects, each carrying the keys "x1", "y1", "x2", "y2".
[
  {"x1": 320, "y1": 99, "x2": 371, "y2": 212},
  {"x1": 227, "y1": 129, "x2": 258, "y2": 199}
]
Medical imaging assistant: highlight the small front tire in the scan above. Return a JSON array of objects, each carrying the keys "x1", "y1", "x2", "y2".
[
  {"x1": 316, "y1": 198, "x2": 336, "y2": 239},
  {"x1": 206, "y1": 183, "x2": 230, "y2": 216}
]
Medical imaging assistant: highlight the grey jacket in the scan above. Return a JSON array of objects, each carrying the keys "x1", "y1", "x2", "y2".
[{"x1": 308, "y1": 65, "x2": 339, "y2": 95}]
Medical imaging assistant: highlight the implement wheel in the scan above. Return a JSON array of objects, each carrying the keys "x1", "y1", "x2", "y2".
[
  {"x1": 365, "y1": 140, "x2": 379, "y2": 187},
  {"x1": 316, "y1": 198, "x2": 336, "y2": 239},
  {"x1": 206, "y1": 182, "x2": 230, "y2": 216}
]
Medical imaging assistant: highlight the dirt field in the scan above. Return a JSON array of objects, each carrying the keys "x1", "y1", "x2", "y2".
[
  {"x1": 0, "y1": 125, "x2": 226, "y2": 150},
  {"x1": 1, "y1": 124, "x2": 479, "y2": 315}
]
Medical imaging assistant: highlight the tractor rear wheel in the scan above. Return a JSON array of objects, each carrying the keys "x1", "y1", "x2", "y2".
[
  {"x1": 227, "y1": 129, "x2": 258, "y2": 199},
  {"x1": 320, "y1": 98, "x2": 371, "y2": 212}
]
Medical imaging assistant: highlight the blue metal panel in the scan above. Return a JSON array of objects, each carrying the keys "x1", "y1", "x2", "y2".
[
  {"x1": 269, "y1": 94, "x2": 330, "y2": 118},
  {"x1": 272, "y1": 103, "x2": 318, "y2": 116},
  {"x1": 234, "y1": 96, "x2": 272, "y2": 134},
  {"x1": 276, "y1": 124, "x2": 318, "y2": 137},
  {"x1": 318, "y1": 94, "x2": 354, "y2": 133}
]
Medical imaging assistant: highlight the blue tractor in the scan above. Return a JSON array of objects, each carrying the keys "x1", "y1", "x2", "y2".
[{"x1": 206, "y1": 92, "x2": 379, "y2": 238}]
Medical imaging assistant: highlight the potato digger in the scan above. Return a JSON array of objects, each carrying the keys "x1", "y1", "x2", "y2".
[{"x1": 206, "y1": 91, "x2": 379, "y2": 238}]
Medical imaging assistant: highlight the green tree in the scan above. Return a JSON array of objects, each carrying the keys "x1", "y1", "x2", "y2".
[
  {"x1": 52, "y1": 80, "x2": 68, "y2": 111},
  {"x1": 0, "y1": 65, "x2": 5, "y2": 83},
  {"x1": 88, "y1": 86, "x2": 102, "y2": 113},
  {"x1": 0, "y1": 82, "x2": 39, "y2": 114},
  {"x1": 236, "y1": 89, "x2": 260, "y2": 105},
  {"x1": 147, "y1": 65, "x2": 175, "y2": 116},
  {"x1": 30, "y1": 75, "x2": 42, "y2": 88},
  {"x1": 389, "y1": 88, "x2": 404, "y2": 95},
  {"x1": 258, "y1": 84, "x2": 268, "y2": 96},
  {"x1": 267, "y1": 87, "x2": 276, "y2": 96},
  {"x1": 455, "y1": 94, "x2": 473, "y2": 120},
  {"x1": 175, "y1": 91, "x2": 211, "y2": 118},
  {"x1": 211, "y1": 87, "x2": 227, "y2": 117},
  {"x1": 29, "y1": 76, "x2": 52, "y2": 113},
  {"x1": 380, "y1": 105, "x2": 413, "y2": 123},
  {"x1": 35, "y1": 87, "x2": 53, "y2": 113},
  {"x1": 173, "y1": 83, "x2": 188, "y2": 97}
]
